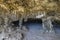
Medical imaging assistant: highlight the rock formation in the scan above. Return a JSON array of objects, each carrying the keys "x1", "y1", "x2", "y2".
[
  {"x1": 0, "y1": 0, "x2": 60, "y2": 21},
  {"x1": 0, "y1": 0, "x2": 60, "y2": 40}
]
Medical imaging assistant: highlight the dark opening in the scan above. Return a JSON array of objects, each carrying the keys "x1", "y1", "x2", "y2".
[
  {"x1": 52, "y1": 20, "x2": 60, "y2": 33},
  {"x1": 11, "y1": 20, "x2": 19, "y2": 27},
  {"x1": 52, "y1": 20, "x2": 60, "y2": 29},
  {"x1": 23, "y1": 18, "x2": 42, "y2": 25},
  {"x1": 23, "y1": 18, "x2": 42, "y2": 29}
]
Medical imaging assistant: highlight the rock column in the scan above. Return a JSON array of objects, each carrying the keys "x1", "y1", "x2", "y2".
[{"x1": 42, "y1": 17, "x2": 55, "y2": 33}]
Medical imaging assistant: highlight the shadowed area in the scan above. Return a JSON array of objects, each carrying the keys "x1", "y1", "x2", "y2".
[{"x1": 11, "y1": 20, "x2": 19, "y2": 27}]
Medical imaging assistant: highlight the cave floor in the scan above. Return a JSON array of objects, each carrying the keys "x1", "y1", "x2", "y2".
[
  {"x1": 0, "y1": 22, "x2": 60, "y2": 40},
  {"x1": 24, "y1": 23, "x2": 60, "y2": 40}
]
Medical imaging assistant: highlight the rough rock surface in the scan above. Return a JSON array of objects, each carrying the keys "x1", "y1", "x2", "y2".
[
  {"x1": 0, "y1": 25, "x2": 28, "y2": 40},
  {"x1": 0, "y1": 0, "x2": 60, "y2": 23},
  {"x1": 0, "y1": 0, "x2": 60, "y2": 40}
]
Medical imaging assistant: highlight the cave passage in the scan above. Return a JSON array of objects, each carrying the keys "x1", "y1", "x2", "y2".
[
  {"x1": 23, "y1": 18, "x2": 42, "y2": 25},
  {"x1": 23, "y1": 18, "x2": 43, "y2": 40},
  {"x1": 22, "y1": 18, "x2": 43, "y2": 31},
  {"x1": 23, "y1": 18, "x2": 60, "y2": 40}
]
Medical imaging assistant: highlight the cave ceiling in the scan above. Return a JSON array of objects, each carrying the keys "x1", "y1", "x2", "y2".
[{"x1": 0, "y1": 0, "x2": 60, "y2": 13}]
